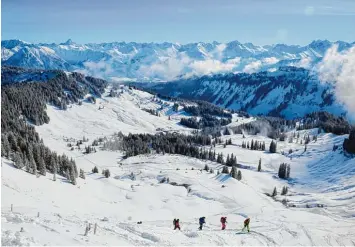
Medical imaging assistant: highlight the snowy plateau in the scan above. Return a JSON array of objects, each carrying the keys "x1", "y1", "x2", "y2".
[{"x1": 2, "y1": 85, "x2": 355, "y2": 246}]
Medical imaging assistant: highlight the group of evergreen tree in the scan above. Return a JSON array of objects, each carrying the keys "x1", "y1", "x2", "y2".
[
  {"x1": 241, "y1": 139, "x2": 266, "y2": 151},
  {"x1": 279, "y1": 133, "x2": 287, "y2": 141},
  {"x1": 102, "y1": 169, "x2": 111, "y2": 178},
  {"x1": 224, "y1": 138, "x2": 232, "y2": 145},
  {"x1": 278, "y1": 163, "x2": 291, "y2": 179},
  {"x1": 269, "y1": 140, "x2": 277, "y2": 153},
  {"x1": 304, "y1": 135, "x2": 311, "y2": 145},
  {"x1": 103, "y1": 132, "x2": 214, "y2": 160},
  {"x1": 231, "y1": 117, "x2": 296, "y2": 139},
  {"x1": 221, "y1": 165, "x2": 242, "y2": 180},
  {"x1": 1, "y1": 66, "x2": 107, "y2": 184},
  {"x1": 172, "y1": 103, "x2": 179, "y2": 112},
  {"x1": 216, "y1": 153, "x2": 224, "y2": 164},
  {"x1": 225, "y1": 153, "x2": 237, "y2": 166},
  {"x1": 223, "y1": 128, "x2": 232, "y2": 136},
  {"x1": 297, "y1": 112, "x2": 352, "y2": 135},
  {"x1": 281, "y1": 186, "x2": 288, "y2": 195},
  {"x1": 84, "y1": 146, "x2": 97, "y2": 154},
  {"x1": 183, "y1": 104, "x2": 232, "y2": 119},
  {"x1": 142, "y1": 108, "x2": 160, "y2": 117},
  {"x1": 1, "y1": 132, "x2": 79, "y2": 185},
  {"x1": 179, "y1": 101, "x2": 232, "y2": 129},
  {"x1": 180, "y1": 115, "x2": 231, "y2": 129}
]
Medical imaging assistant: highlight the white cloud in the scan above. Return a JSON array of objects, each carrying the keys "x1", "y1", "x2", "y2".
[
  {"x1": 75, "y1": 60, "x2": 113, "y2": 79},
  {"x1": 317, "y1": 44, "x2": 355, "y2": 118},
  {"x1": 294, "y1": 57, "x2": 312, "y2": 69},
  {"x1": 137, "y1": 53, "x2": 241, "y2": 80},
  {"x1": 190, "y1": 59, "x2": 237, "y2": 75},
  {"x1": 304, "y1": 6, "x2": 315, "y2": 16},
  {"x1": 212, "y1": 44, "x2": 227, "y2": 60},
  {"x1": 262, "y1": 57, "x2": 279, "y2": 65},
  {"x1": 243, "y1": 61, "x2": 262, "y2": 73},
  {"x1": 138, "y1": 56, "x2": 189, "y2": 81}
]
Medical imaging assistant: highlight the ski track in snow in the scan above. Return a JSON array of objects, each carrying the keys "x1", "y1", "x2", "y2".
[{"x1": 2, "y1": 87, "x2": 355, "y2": 246}]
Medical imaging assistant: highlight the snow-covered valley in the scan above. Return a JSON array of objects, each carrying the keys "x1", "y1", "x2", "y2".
[{"x1": 2, "y1": 87, "x2": 355, "y2": 246}]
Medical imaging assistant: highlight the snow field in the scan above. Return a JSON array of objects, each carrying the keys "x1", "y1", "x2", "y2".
[{"x1": 2, "y1": 87, "x2": 355, "y2": 246}]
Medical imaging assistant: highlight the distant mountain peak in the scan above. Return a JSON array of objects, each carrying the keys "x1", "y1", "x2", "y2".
[
  {"x1": 60, "y1": 39, "x2": 75, "y2": 45},
  {"x1": 1, "y1": 39, "x2": 30, "y2": 49}
]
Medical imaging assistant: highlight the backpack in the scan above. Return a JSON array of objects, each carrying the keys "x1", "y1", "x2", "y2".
[
  {"x1": 220, "y1": 217, "x2": 226, "y2": 223},
  {"x1": 173, "y1": 219, "x2": 176, "y2": 225},
  {"x1": 199, "y1": 217, "x2": 205, "y2": 224},
  {"x1": 244, "y1": 218, "x2": 250, "y2": 224}
]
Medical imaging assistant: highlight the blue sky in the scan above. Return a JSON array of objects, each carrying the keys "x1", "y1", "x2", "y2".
[{"x1": 2, "y1": 0, "x2": 355, "y2": 45}]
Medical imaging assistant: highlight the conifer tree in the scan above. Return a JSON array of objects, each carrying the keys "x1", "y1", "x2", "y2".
[
  {"x1": 258, "y1": 158, "x2": 261, "y2": 172},
  {"x1": 1, "y1": 135, "x2": 10, "y2": 158},
  {"x1": 92, "y1": 166, "x2": 99, "y2": 173},
  {"x1": 53, "y1": 162, "x2": 57, "y2": 181},
  {"x1": 269, "y1": 140, "x2": 277, "y2": 153},
  {"x1": 79, "y1": 169, "x2": 86, "y2": 179},
  {"x1": 222, "y1": 166, "x2": 229, "y2": 174},
  {"x1": 13, "y1": 152, "x2": 24, "y2": 169},
  {"x1": 38, "y1": 157, "x2": 46, "y2": 176},
  {"x1": 272, "y1": 187, "x2": 277, "y2": 197},
  {"x1": 230, "y1": 154, "x2": 237, "y2": 166},
  {"x1": 230, "y1": 166, "x2": 237, "y2": 179},
  {"x1": 281, "y1": 186, "x2": 288, "y2": 195},
  {"x1": 237, "y1": 170, "x2": 242, "y2": 181},
  {"x1": 278, "y1": 163, "x2": 290, "y2": 179},
  {"x1": 103, "y1": 169, "x2": 111, "y2": 178}
]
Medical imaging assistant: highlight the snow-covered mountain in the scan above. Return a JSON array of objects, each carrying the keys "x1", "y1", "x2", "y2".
[
  {"x1": 2, "y1": 39, "x2": 354, "y2": 81},
  {"x1": 143, "y1": 66, "x2": 347, "y2": 119}
]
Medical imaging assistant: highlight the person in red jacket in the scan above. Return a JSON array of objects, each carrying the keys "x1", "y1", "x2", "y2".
[
  {"x1": 220, "y1": 217, "x2": 227, "y2": 230},
  {"x1": 173, "y1": 218, "x2": 181, "y2": 230},
  {"x1": 242, "y1": 217, "x2": 250, "y2": 232}
]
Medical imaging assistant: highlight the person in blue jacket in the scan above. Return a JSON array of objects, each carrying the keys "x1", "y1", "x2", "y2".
[{"x1": 199, "y1": 217, "x2": 206, "y2": 230}]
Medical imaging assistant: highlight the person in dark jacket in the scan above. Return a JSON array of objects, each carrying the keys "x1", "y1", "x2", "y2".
[
  {"x1": 220, "y1": 217, "x2": 227, "y2": 230},
  {"x1": 173, "y1": 218, "x2": 181, "y2": 230},
  {"x1": 198, "y1": 217, "x2": 206, "y2": 230},
  {"x1": 242, "y1": 217, "x2": 250, "y2": 232}
]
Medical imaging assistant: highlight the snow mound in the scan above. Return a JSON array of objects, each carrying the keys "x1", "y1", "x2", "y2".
[{"x1": 2, "y1": 230, "x2": 36, "y2": 246}]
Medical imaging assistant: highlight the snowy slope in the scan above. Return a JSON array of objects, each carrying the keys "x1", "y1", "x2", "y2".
[
  {"x1": 147, "y1": 67, "x2": 347, "y2": 119},
  {"x1": 34, "y1": 86, "x2": 191, "y2": 155},
  {"x1": 2, "y1": 87, "x2": 355, "y2": 246},
  {"x1": 2, "y1": 39, "x2": 354, "y2": 81}
]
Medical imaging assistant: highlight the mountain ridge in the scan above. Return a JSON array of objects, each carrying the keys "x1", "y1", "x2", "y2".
[
  {"x1": 2, "y1": 39, "x2": 354, "y2": 81},
  {"x1": 140, "y1": 66, "x2": 347, "y2": 119}
]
